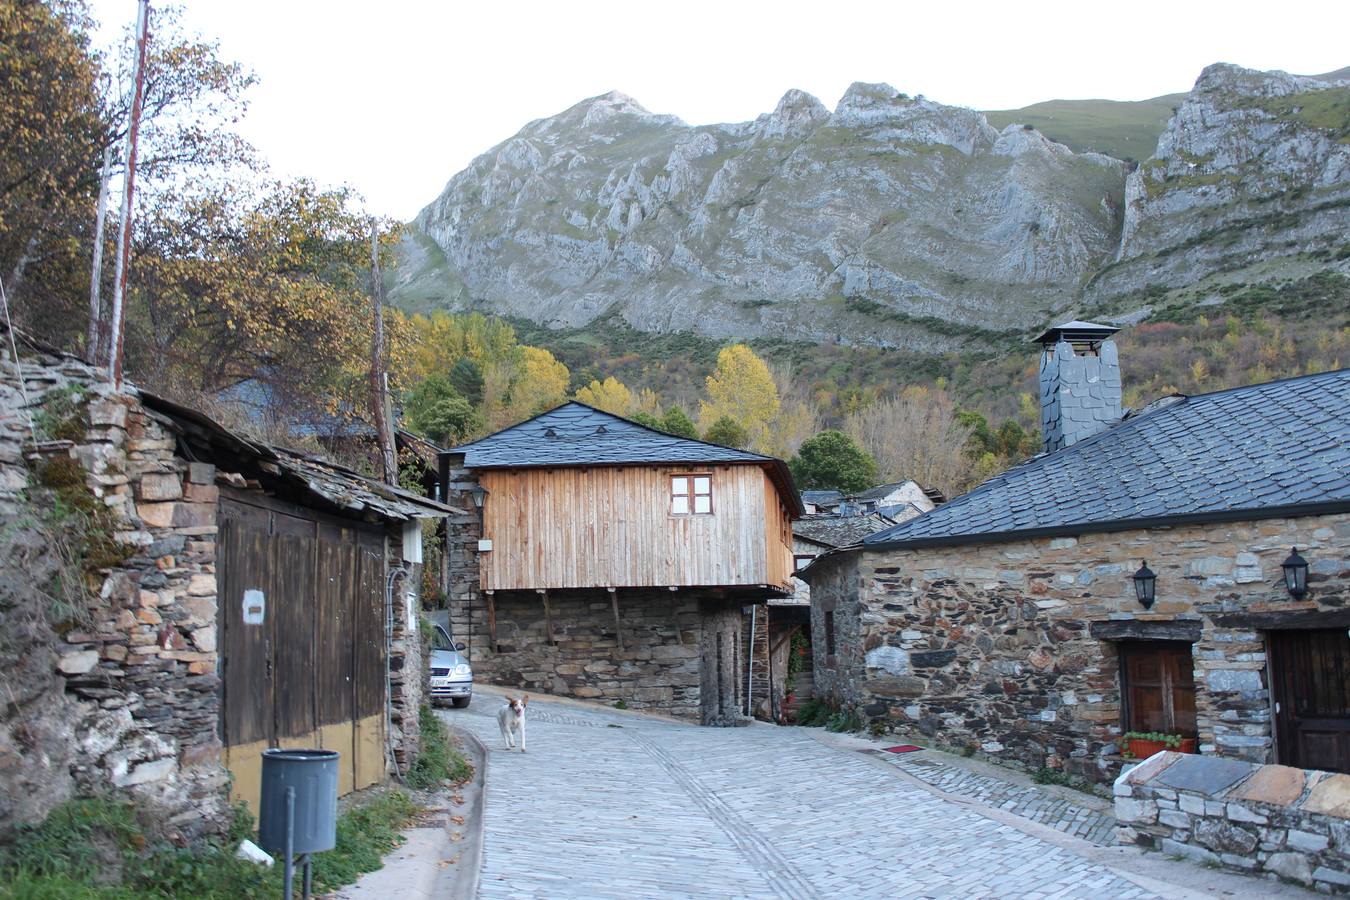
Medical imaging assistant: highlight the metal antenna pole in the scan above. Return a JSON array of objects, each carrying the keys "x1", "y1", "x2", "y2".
[{"x1": 108, "y1": 0, "x2": 150, "y2": 388}]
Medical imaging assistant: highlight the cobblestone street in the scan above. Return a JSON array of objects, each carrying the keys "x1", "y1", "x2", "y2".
[{"x1": 441, "y1": 689, "x2": 1292, "y2": 899}]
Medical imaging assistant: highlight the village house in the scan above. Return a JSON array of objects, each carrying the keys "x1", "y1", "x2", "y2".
[
  {"x1": 437, "y1": 401, "x2": 802, "y2": 724},
  {"x1": 0, "y1": 330, "x2": 452, "y2": 834},
  {"x1": 801, "y1": 322, "x2": 1350, "y2": 786}
]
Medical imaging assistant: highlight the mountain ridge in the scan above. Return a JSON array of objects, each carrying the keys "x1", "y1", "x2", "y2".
[{"x1": 395, "y1": 61, "x2": 1350, "y2": 356}]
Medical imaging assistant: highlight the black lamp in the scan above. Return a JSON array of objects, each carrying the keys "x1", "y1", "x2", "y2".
[
  {"x1": 1282, "y1": 547, "x2": 1309, "y2": 599},
  {"x1": 1133, "y1": 561, "x2": 1157, "y2": 610},
  {"x1": 470, "y1": 484, "x2": 488, "y2": 510}
]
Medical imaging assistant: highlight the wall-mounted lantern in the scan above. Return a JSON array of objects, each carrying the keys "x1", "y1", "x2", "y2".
[
  {"x1": 1282, "y1": 547, "x2": 1309, "y2": 599},
  {"x1": 1132, "y1": 561, "x2": 1157, "y2": 610},
  {"x1": 470, "y1": 484, "x2": 489, "y2": 510}
]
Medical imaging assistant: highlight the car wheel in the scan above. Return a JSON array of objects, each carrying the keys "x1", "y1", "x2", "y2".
[{"x1": 452, "y1": 696, "x2": 471, "y2": 709}]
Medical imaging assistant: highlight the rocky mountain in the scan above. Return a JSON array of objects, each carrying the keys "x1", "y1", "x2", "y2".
[{"x1": 397, "y1": 63, "x2": 1349, "y2": 353}]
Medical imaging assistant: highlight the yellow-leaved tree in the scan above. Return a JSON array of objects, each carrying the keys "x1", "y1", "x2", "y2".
[
  {"x1": 576, "y1": 376, "x2": 633, "y2": 415},
  {"x1": 699, "y1": 345, "x2": 780, "y2": 453}
]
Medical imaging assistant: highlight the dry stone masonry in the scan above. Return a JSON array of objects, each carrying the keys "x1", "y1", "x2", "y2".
[
  {"x1": 1117, "y1": 750, "x2": 1350, "y2": 890},
  {"x1": 809, "y1": 513, "x2": 1350, "y2": 784}
]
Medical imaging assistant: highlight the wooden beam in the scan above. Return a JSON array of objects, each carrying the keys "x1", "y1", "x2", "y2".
[
  {"x1": 609, "y1": 588, "x2": 624, "y2": 649},
  {"x1": 485, "y1": 590, "x2": 498, "y2": 652},
  {"x1": 538, "y1": 589, "x2": 555, "y2": 645}
]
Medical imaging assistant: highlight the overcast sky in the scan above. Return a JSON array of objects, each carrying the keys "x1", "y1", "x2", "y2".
[{"x1": 88, "y1": 0, "x2": 1349, "y2": 221}]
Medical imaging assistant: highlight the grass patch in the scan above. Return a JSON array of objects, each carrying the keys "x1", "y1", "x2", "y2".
[
  {"x1": 1, "y1": 789, "x2": 430, "y2": 899},
  {"x1": 406, "y1": 704, "x2": 472, "y2": 790}
]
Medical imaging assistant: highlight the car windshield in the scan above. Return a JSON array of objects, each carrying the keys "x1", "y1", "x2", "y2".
[{"x1": 431, "y1": 626, "x2": 454, "y2": 652}]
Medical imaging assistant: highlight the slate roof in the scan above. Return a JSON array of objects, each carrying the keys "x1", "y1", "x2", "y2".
[
  {"x1": 864, "y1": 368, "x2": 1350, "y2": 549},
  {"x1": 795, "y1": 514, "x2": 895, "y2": 549},
  {"x1": 801, "y1": 490, "x2": 844, "y2": 507},
  {"x1": 446, "y1": 402, "x2": 804, "y2": 515}
]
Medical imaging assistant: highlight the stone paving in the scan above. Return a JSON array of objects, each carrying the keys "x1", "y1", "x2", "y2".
[
  {"x1": 442, "y1": 692, "x2": 1181, "y2": 899},
  {"x1": 875, "y1": 750, "x2": 1119, "y2": 846}
]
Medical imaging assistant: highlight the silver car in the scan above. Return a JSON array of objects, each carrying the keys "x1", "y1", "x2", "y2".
[{"x1": 429, "y1": 623, "x2": 473, "y2": 708}]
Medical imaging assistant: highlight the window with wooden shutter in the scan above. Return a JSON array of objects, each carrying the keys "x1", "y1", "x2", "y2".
[
  {"x1": 671, "y1": 474, "x2": 712, "y2": 516},
  {"x1": 1119, "y1": 641, "x2": 1197, "y2": 736}
]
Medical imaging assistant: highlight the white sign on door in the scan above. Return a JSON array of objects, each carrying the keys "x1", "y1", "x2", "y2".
[{"x1": 242, "y1": 589, "x2": 265, "y2": 625}]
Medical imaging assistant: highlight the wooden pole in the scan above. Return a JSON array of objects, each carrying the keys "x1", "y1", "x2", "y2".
[
  {"x1": 368, "y1": 224, "x2": 397, "y2": 484},
  {"x1": 108, "y1": 0, "x2": 150, "y2": 388},
  {"x1": 86, "y1": 144, "x2": 113, "y2": 363},
  {"x1": 485, "y1": 590, "x2": 498, "y2": 652},
  {"x1": 609, "y1": 588, "x2": 624, "y2": 650},
  {"x1": 538, "y1": 589, "x2": 555, "y2": 646}
]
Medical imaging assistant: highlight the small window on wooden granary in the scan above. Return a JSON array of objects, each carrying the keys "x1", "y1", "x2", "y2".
[{"x1": 671, "y1": 474, "x2": 712, "y2": 515}]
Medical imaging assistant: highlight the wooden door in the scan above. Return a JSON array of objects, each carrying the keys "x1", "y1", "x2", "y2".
[
  {"x1": 219, "y1": 493, "x2": 388, "y2": 806},
  {"x1": 1120, "y1": 641, "x2": 1197, "y2": 736},
  {"x1": 1270, "y1": 629, "x2": 1350, "y2": 774}
]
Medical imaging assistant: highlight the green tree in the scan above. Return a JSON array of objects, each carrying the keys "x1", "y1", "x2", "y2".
[
  {"x1": 662, "y1": 406, "x2": 698, "y2": 439},
  {"x1": 789, "y1": 430, "x2": 878, "y2": 493},
  {"x1": 630, "y1": 411, "x2": 663, "y2": 430},
  {"x1": 448, "y1": 357, "x2": 484, "y2": 406},
  {"x1": 402, "y1": 375, "x2": 481, "y2": 446},
  {"x1": 703, "y1": 415, "x2": 749, "y2": 449}
]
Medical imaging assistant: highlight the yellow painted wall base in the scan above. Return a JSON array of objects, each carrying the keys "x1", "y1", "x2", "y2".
[{"x1": 225, "y1": 714, "x2": 387, "y2": 816}]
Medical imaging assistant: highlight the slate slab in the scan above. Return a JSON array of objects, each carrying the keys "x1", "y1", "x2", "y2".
[
  {"x1": 1155, "y1": 755, "x2": 1258, "y2": 795},
  {"x1": 1234, "y1": 764, "x2": 1306, "y2": 806}
]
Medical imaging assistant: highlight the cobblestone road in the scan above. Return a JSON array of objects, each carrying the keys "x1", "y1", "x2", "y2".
[{"x1": 442, "y1": 692, "x2": 1247, "y2": 899}]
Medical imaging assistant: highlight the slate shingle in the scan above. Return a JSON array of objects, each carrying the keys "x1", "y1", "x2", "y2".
[
  {"x1": 865, "y1": 369, "x2": 1350, "y2": 548},
  {"x1": 444, "y1": 402, "x2": 805, "y2": 514}
]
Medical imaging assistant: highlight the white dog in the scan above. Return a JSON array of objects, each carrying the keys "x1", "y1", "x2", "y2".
[{"x1": 497, "y1": 694, "x2": 528, "y2": 752}]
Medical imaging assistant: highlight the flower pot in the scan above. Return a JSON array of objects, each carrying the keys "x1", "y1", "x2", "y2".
[
  {"x1": 1178, "y1": 738, "x2": 1197, "y2": 754},
  {"x1": 1126, "y1": 738, "x2": 1167, "y2": 759}
]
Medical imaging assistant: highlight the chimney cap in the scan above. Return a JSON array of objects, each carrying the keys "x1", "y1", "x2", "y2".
[{"x1": 1033, "y1": 320, "x2": 1118, "y2": 348}]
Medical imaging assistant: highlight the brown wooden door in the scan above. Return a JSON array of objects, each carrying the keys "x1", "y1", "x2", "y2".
[
  {"x1": 219, "y1": 494, "x2": 388, "y2": 800},
  {"x1": 1270, "y1": 629, "x2": 1350, "y2": 774},
  {"x1": 1120, "y1": 641, "x2": 1197, "y2": 736}
]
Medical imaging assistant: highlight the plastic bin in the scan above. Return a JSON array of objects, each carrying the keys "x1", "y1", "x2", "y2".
[{"x1": 258, "y1": 748, "x2": 339, "y2": 855}]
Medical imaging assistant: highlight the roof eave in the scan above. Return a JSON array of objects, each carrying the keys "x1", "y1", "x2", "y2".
[{"x1": 862, "y1": 499, "x2": 1350, "y2": 552}]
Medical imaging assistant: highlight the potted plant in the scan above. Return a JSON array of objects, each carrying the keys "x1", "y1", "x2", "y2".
[{"x1": 1121, "y1": 731, "x2": 1197, "y2": 758}]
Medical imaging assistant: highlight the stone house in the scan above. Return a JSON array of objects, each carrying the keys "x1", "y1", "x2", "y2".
[
  {"x1": 437, "y1": 401, "x2": 803, "y2": 724},
  {"x1": 838, "y1": 480, "x2": 940, "y2": 520},
  {"x1": 801, "y1": 321, "x2": 1350, "y2": 785},
  {"x1": 0, "y1": 331, "x2": 451, "y2": 835}
]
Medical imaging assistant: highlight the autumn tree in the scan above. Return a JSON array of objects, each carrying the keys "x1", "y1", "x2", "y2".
[
  {"x1": 789, "y1": 430, "x2": 878, "y2": 493},
  {"x1": 1, "y1": 0, "x2": 110, "y2": 335},
  {"x1": 698, "y1": 344, "x2": 780, "y2": 453},
  {"x1": 845, "y1": 385, "x2": 976, "y2": 498},
  {"x1": 576, "y1": 376, "x2": 633, "y2": 415},
  {"x1": 125, "y1": 179, "x2": 382, "y2": 418}
]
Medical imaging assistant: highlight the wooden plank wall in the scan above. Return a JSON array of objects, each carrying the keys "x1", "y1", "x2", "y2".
[
  {"x1": 480, "y1": 464, "x2": 795, "y2": 591},
  {"x1": 218, "y1": 494, "x2": 389, "y2": 811}
]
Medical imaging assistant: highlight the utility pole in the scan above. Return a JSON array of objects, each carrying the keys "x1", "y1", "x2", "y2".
[
  {"x1": 108, "y1": 0, "x2": 150, "y2": 388},
  {"x1": 86, "y1": 144, "x2": 114, "y2": 363},
  {"x1": 369, "y1": 224, "x2": 397, "y2": 485}
]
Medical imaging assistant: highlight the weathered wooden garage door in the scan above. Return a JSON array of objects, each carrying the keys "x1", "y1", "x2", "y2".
[
  {"x1": 1270, "y1": 628, "x2": 1350, "y2": 774},
  {"x1": 217, "y1": 492, "x2": 387, "y2": 810}
]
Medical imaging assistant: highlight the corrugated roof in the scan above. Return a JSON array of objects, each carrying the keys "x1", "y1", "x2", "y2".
[
  {"x1": 445, "y1": 401, "x2": 804, "y2": 516},
  {"x1": 865, "y1": 368, "x2": 1350, "y2": 549}
]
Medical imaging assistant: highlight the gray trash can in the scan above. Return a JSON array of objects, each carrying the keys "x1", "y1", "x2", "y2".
[{"x1": 258, "y1": 748, "x2": 339, "y2": 855}]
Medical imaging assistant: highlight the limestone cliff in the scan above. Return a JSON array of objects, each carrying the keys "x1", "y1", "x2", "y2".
[{"x1": 399, "y1": 63, "x2": 1349, "y2": 351}]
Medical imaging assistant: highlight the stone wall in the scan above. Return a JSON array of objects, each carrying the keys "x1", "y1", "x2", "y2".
[
  {"x1": 1116, "y1": 750, "x2": 1350, "y2": 890},
  {"x1": 806, "y1": 513, "x2": 1350, "y2": 783},
  {"x1": 439, "y1": 455, "x2": 481, "y2": 648},
  {"x1": 387, "y1": 552, "x2": 424, "y2": 773},
  {"x1": 464, "y1": 588, "x2": 707, "y2": 718},
  {"x1": 0, "y1": 350, "x2": 229, "y2": 838}
]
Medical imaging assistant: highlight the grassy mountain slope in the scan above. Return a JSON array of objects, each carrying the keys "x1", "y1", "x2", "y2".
[{"x1": 984, "y1": 93, "x2": 1185, "y2": 161}]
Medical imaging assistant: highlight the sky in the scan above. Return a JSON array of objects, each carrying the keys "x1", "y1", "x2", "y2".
[{"x1": 87, "y1": 0, "x2": 1350, "y2": 221}]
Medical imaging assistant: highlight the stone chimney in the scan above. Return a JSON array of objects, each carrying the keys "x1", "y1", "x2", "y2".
[{"x1": 1034, "y1": 320, "x2": 1121, "y2": 454}]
